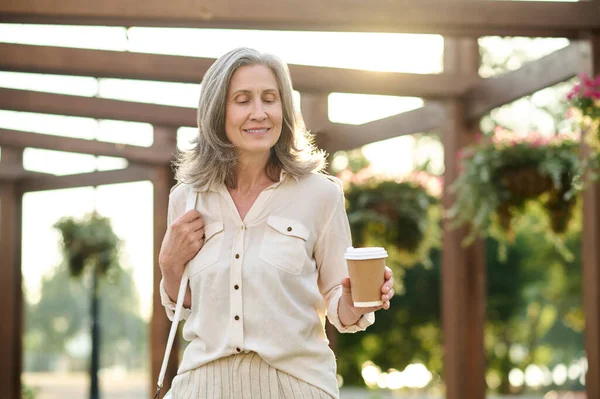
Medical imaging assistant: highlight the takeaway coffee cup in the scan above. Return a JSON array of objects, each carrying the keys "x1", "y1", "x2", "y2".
[{"x1": 344, "y1": 247, "x2": 388, "y2": 307}]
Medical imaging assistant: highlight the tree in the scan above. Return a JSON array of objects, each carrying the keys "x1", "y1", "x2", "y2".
[
  {"x1": 25, "y1": 262, "x2": 148, "y2": 372},
  {"x1": 54, "y1": 213, "x2": 121, "y2": 399}
]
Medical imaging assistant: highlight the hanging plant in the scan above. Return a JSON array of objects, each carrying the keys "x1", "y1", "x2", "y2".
[
  {"x1": 567, "y1": 72, "x2": 600, "y2": 176},
  {"x1": 449, "y1": 126, "x2": 581, "y2": 246},
  {"x1": 345, "y1": 175, "x2": 440, "y2": 267},
  {"x1": 54, "y1": 212, "x2": 121, "y2": 278}
]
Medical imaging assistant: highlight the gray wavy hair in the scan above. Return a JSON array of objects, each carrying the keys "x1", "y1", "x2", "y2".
[{"x1": 174, "y1": 47, "x2": 327, "y2": 189}]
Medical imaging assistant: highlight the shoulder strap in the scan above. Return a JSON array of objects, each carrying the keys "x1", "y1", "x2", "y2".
[{"x1": 155, "y1": 187, "x2": 198, "y2": 398}]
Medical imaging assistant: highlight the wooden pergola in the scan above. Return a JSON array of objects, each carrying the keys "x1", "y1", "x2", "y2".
[{"x1": 0, "y1": 2, "x2": 598, "y2": 399}]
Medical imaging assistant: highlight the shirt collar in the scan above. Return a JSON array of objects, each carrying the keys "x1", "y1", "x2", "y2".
[{"x1": 191, "y1": 169, "x2": 298, "y2": 193}]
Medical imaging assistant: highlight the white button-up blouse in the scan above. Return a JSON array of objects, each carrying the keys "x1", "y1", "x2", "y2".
[{"x1": 160, "y1": 171, "x2": 375, "y2": 398}]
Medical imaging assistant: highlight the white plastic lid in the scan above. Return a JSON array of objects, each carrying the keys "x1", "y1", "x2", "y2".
[{"x1": 344, "y1": 247, "x2": 388, "y2": 260}]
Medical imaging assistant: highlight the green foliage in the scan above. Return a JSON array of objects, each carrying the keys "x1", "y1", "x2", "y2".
[
  {"x1": 449, "y1": 128, "x2": 581, "y2": 249},
  {"x1": 21, "y1": 383, "x2": 38, "y2": 399},
  {"x1": 24, "y1": 265, "x2": 148, "y2": 372},
  {"x1": 54, "y1": 213, "x2": 121, "y2": 278},
  {"x1": 336, "y1": 250, "x2": 443, "y2": 385},
  {"x1": 345, "y1": 180, "x2": 439, "y2": 267}
]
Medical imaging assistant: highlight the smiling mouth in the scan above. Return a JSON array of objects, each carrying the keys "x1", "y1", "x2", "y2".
[{"x1": 244, "y1": 128, "x2": 270, "y2": 134}]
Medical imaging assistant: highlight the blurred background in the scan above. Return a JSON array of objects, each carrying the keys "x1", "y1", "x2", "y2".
[{"x1": 0, "y1": 1, "x2": 598, "y2": 399}]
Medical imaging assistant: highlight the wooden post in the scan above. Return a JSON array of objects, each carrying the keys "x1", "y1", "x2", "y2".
[
  {"x1": 0, "y1": 149, "x2": 24, "y2": 399},
  {"x1": 300, "y1": 93, "x2": 340, "y2": 349},
  {"x1": 300, "y1": 93, "x2": 330, "y2": 151},
  {"x1": 441, "y1": 38, "x2": 487, "y2": 399},
  {"x1": 581, "y1": 33, "x2": 600, "y2": 399},
  {"x1": 150, "y1": 126, "x2": 179, "y2": 395}
]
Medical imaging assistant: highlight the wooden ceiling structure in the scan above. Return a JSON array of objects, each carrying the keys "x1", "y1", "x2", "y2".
[{"x1": 0, "y1": 1, "x2": 598, "y2": 399}]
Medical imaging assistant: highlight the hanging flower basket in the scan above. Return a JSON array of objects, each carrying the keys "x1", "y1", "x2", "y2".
[
  {"x1": 344, "y1": 176, "x2": 440, "y2": 267},
  {"x1": 567, "y1": 73, "x2": 600, "y2": 179},
  {"x1": 449, "y1": 126, "x2": 581, "y2": 244},
  {"x1": 567, "y1": 72, "x2": 600, "y2": 140}
]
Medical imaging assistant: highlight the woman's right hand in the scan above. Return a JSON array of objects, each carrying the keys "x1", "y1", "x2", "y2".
[{"x1": 159, "y1": 209, "x2": 205, "y2": 278}]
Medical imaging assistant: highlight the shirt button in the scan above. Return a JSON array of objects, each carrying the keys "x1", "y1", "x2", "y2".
[
  {"x1": 235, "y1": 315, "x2": 240, "y2": 321},
  {"x1": 287, "y1": 227, "x2": 292, "y2": 232},
  {"x1": 234, "y1": 285, "x2": 239, "y2": 290},
  {"x1": 236, "y1": 347, "x2": 241, "y2": 352},
  {"x1": 235, "y1": 254, "x2": 240, "y2": 259}
]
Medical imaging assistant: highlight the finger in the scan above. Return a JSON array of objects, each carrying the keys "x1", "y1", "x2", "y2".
[
  {"x1": 384, "y1": 267, "x2": 393, "y2": 279},
  {"x1": 382, "y1": 301, "x2": 390, "y2": 310},
  {"x1": 341, "y1": 277, "x2": 352, "y2": 294},
  {"x1": 189, "y1": 216, "x2": 205, "y2": 231},
  {"x1": 381, "y1": 280, "x2": 394, "y2": 293},
  {"x1": 179, "y1": 209, "x2": 202, "y2": 223},
  {"x1": 190, "y1": 229, "x2": 205, "y2": 243},
  {"x1": 381, "y1": 289, "x2": 394, "y2": 301},
  {"x1": 194, "y1": 228, "x2": 205, "y2": 241}
]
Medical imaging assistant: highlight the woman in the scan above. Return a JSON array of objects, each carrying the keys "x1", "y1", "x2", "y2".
[{"x1": 158, "y1": 47, "x2": 395, "y2": 399}]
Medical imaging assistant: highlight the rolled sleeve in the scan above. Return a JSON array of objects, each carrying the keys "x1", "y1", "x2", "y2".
[
  {"x1": 159, "y1": 279, "x2": 192, "y2": 321},
  {"x1": 315, "y1": 179, "x2": 375, "y2": 333},
  {"x1": 326, "y1": 286, "x2": 375, "y2": 333}
]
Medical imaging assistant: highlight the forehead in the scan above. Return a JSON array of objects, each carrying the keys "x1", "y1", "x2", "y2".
[{"x1": 228, "y1": 64, "x2": 279, "y2": 93}]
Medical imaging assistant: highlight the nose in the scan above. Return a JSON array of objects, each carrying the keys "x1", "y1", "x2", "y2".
[{"x1": 249, "y1": 99, "x2": 267, "y2": 121}]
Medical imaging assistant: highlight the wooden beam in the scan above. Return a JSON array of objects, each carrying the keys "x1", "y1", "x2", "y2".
[
  {"x1": 581, "y1": 32, "x2": 600, "y2": 399},
  {"x1": 150, "y1": 127, "x2": 178, "y2": 396},
  {"x1": 0, "y1": 148, "x2": 23, "y2": 399},
  {"x1": 0, "y1": 43, "x2": 475, "y2": 98},
  {"x1": 322, "y1": 102, "x2": 445, "y2": 152},
  {"x1": 441, "y1": 38, "x2": 486, "y2": 399},
  {"x1": 468, "y1": 43, "x2": 581, "y2": 119},
  {"x1": 0, "y1": 163, "x2": 50, "y2": 181},
  {"x1": 19, "y1": 165, "x2": 155, "y2": 192},
  {"x1": 0, "y1": 128, "x2": 173, "y2": 165},
  {"x1": 0, "y1": 88, "x2": 196, "y2": 127},
  {"x1": 0, "y1": 1, "x2": 598, "y2": 38}
]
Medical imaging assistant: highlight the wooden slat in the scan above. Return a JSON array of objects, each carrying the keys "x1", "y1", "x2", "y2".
[
  {"x1": 0, "y1": 0, "x2": 598, "y2": 38},
  {"x1": 581, "y1": 31, "x2": 600, "y2": 399},
  {"x1": 322, "y1": 102, "x2": 446, "y2": 152},
  {"x1": 19, "y1": 165, "x2": 155, "y2": 192},
  {"x1": 150, "y1": 128, "x2": 178, "y2": 396},
  {"x1": 0, "y1": 128, "x2": 173, "y2": 165},
  {"x1": 468, "y1": 43, "x2": 581, "y2": 119},
  {"x1": 0, "y1": 88, "x2": 196, "y2": 127},
  {"x1": 0, "y1": 43, "x2": 474, "y2": 98},
  {"x1": 0, "y1": 148, "x2": 23, "y2": 399}
]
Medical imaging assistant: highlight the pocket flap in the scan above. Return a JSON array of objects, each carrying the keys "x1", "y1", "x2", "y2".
[
  {"x1": 266, "y1": 216, "x2": 309, "y2": 241},
  {"x1": 204, "y1": 221, "x2": 224, "y2": 241}
]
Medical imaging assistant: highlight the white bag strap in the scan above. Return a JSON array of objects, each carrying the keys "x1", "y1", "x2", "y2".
[{"x1": 154, "y1": 188, "x2": 198, "y2": 399}]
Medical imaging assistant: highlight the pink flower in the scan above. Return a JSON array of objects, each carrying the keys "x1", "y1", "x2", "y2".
[{"x1": 581, "y1": 72, "x2": 590, "y2": 84}]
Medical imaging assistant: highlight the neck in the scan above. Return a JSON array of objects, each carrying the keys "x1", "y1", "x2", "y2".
[{"x1": 234, "y1": 151, "x2": 275, "y2": 193}]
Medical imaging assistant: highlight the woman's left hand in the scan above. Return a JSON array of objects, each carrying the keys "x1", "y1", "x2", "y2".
[{"x1": 340, "y1": 266, "x2": 395, "y2": 319}]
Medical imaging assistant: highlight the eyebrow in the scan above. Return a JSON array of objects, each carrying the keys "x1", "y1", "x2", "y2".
[{"x1": 232, "y1": 89, "x2": 279, "y2": 96}]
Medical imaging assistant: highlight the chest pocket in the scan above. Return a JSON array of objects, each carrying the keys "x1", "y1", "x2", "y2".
[
  {"x1": 188, "y1": 221, "x2": 225, "y2": 277},
  {"x1": 259, "y1": 216, "x2": 310, "y2": 275}
]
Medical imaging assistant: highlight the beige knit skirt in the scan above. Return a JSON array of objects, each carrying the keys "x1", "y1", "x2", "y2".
[{"x1": 167, "y1": 352, "x2": 335, "y2": 399}]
